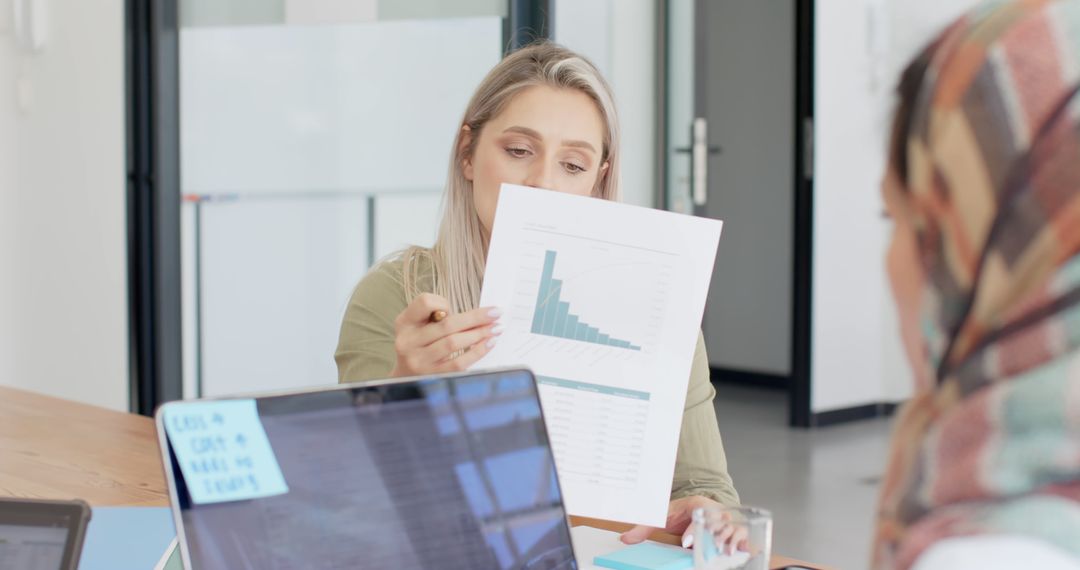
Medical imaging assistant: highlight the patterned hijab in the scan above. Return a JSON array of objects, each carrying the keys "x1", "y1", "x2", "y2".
[{"x1": 875, "y1": 0, "x2": 1080, "y2": 567}]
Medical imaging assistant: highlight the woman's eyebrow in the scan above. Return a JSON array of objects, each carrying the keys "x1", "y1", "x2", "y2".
[
  {"x1": 503, "y1": 126, "x2": 597, "y2": 153},
  {"x1": 562, "y1": 140, "x2": 597, "y2": 153},
  {"x1": 503, "y1": 126, "x2": 542, "y2": 139}
]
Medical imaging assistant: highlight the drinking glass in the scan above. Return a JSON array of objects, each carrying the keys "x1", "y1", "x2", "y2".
[{"x1": 691, "y1": 506, "x2": 772, "y2": 570}]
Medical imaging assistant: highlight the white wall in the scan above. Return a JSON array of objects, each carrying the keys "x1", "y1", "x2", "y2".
[
  {"x1": 0, "y1": 0, "x2": 128, "y2": 410},
  {"x1": 555, "y1": 0, "x2": 656, "y2": 208},
  {"x1": 888, "y1": 0, "x2": 982, "y2": 76},
  {"x1": 0, "y1": 0, "x2": 17, "y2": 386},
  {"x1": 812, "y1": 0, "x2": 981, "y2": 413},
  {"x1": 812, "y1": 0, "x2": 892, "y2": 413}
]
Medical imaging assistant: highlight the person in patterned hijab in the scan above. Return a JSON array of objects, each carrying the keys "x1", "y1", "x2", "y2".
[{"x1": 877, "y1": 0, "x2": 1080, "y2": 568}]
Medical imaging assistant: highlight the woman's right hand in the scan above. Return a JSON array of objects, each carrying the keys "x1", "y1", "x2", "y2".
[{"x1": 390, "y1": 293, "x2": 503, "y2": 377}]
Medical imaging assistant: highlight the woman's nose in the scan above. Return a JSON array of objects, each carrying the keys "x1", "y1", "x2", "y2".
[{"x1": 523, "y1": 160, "x2": 556, "y2": 191}]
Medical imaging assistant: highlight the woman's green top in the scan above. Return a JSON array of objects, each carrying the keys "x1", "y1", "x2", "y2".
[{"x1": 334, "y1": 253, "x2": 739, "y2": 507}]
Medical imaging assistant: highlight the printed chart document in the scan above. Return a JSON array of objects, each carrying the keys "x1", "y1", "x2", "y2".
[{"x1": 475, "y1": 184, "x2": 723, "y2": 526}]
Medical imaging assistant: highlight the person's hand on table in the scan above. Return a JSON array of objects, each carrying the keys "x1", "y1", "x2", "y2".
[
  {"x1": 389, "y1": 293, "x2": 503, "y2": 377},
  {"x1": 620, "y1": 495, "x2": 749, "y2": 555}
]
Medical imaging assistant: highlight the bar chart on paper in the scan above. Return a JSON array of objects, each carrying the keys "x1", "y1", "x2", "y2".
[
  {"x1": 500, "y1": 229, "x2": 676, "y2": 365},
  {"x1": 531, "y1": 250, "x2": 642, "y2": 351}
]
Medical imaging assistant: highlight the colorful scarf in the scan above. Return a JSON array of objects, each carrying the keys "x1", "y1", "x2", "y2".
[{"x1": 875, "y1": 1, "x2": 1080, "y2": 567}]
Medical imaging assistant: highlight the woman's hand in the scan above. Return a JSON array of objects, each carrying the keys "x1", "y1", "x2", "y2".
[
  {"x1": 620, "y1": 495, "x2": 748, "y2": 555},
  {"x1": 390, "y1": 293, "x2": 503, "y2": 377}
]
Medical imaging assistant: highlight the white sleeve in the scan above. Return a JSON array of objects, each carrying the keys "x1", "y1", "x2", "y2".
[{"x1": 912, "y1": 535, "x2": 1080, "y2": 570}]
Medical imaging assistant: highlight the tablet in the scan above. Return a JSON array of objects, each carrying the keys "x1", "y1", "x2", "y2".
[
  {"x1": 156, "y1": 368, "x2": 577, "y2": 569},
  {"x1": 0, "y1": 497, "x2": 91, "y2": 570}
]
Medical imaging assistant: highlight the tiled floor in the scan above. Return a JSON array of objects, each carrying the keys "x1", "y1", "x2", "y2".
[{"x1": 713, "y1": 383, "x2": 894, "y2": 570}]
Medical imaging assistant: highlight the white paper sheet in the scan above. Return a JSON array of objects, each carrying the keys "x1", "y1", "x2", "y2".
[{"x1": 475, "y1": 185, "x2": 723, "y2": 526}]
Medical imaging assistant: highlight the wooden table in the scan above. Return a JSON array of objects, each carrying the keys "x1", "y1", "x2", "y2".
[
  {"x1": 0, "y1": 387, "x2": 168, "y2": 506},
  {"x1": 0, "y1": 386, "x2": 830, "y2": 569}
]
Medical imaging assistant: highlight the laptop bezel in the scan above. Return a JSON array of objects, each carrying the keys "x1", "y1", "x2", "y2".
[{"x1": 0, "y1": 497, "x2": 92, "y2": 570}]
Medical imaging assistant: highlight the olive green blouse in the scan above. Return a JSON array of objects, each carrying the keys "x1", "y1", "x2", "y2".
[{"x1": 334, "y1": 253, "x2": 739, "y2": 507}]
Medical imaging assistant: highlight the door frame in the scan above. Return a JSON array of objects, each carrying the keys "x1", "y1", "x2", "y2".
[
  {"x1": 655, "y1": 0, "x2": 815, "y2": 428},
  {"x1": 791, "y1": 0, "x2": 815, "y2": 428},
  {"x1": 125, "y1": 0, "x2": 183, "y2": 416}
]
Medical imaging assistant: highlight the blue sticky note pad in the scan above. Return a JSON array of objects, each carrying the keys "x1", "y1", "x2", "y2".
[
  {"x1": 79, "y1": 507, "x2": 174, "y2": 570},
  {"x1": 163, "y1": 399, "x2": 289, "y2": 504},
  {"x1": 594, "y1": 543, "x2": 694, "y2": 570}
]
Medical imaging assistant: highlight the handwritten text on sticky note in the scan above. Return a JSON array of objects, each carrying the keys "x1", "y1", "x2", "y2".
[{"x1": 163, "y1": 399, "x2": 289, "y2": 505}]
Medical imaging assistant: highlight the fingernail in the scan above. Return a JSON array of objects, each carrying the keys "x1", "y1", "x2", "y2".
[
  {"x1": 491, "y1": 324, "x2": 505, "y2": 335},
  {"x1": 486, "y1": 337, "x2": 498, "y2": 348},
  {"x1": 487, "y1": 307, "x2": 503, "y2": 318},
  {"x1": 681, "y1": 534, "x2": 694, "y2": 549}
]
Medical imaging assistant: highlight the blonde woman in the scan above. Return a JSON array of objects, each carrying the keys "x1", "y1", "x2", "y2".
[{"x1": 335, "y1": 42, "x2": 739, "y2": 544}]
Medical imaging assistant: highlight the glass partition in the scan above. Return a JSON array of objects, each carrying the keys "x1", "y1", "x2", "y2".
[{"x1": 178, "y1": 2, "x2": 506, "y2": 397}]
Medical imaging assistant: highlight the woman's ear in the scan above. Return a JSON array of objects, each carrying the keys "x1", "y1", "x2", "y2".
[
  {"x1": 460, "y1": 125, "x2": 475, "y2": 181},
  {"x1": 595, "y1": 161, "x2": 611, "y2": 194}
]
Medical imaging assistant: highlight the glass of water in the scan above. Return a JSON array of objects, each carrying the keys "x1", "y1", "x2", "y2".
[{"x1": 691, "y1": 506, "x2": 772, "y2": 570}]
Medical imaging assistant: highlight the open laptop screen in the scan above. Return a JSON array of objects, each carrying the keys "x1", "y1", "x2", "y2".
[{"x1": 159, "y1": 369, "x2": 576, "y2": 569}]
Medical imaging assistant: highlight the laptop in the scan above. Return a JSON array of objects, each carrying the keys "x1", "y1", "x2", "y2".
[
  {"x1": 0, "y1": 497, "x2": 91, "y2": 570},
  {"x1": 155, "y1": 368, "x2": 578, "y2": 569}
]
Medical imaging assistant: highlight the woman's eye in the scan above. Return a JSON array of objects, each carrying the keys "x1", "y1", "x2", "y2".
[
  {"x1": 563, "y1": 162, "x2": 586, "y2": 174},
  {"x1": 506, "y1": 147, "x2": 531, "y2": 158}
]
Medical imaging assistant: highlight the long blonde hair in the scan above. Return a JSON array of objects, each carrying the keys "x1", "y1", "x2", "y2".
[{"x1": 400, "y1": 41, "x2": 621, "y2": 313}]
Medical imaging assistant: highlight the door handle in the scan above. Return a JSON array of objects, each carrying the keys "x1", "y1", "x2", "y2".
[{"x1": 674, "y1": 117, "x2": 721, "y2": 208}]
